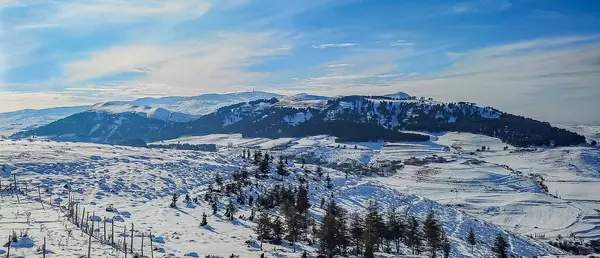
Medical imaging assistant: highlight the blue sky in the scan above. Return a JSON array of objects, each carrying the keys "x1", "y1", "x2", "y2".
[{"x1": 1, "y1": 0, "x2": 599, "y2": 124}]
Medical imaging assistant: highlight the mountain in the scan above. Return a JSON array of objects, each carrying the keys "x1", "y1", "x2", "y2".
[
  {"x1": 91, "y1": 102, "x2": 199, "y2": 122},
  {"x1": 0, "y1": 106, "x2": 90, "y2": 136},
  {"x1": 13, "y1": 94, "x2": 587, "y2": 147},
  {"x1": 0, "y1": 91, "x2": 280, "y2": 135},
  {"x1": 122, "y1": 91, "x2": 280, "y2": 115}
]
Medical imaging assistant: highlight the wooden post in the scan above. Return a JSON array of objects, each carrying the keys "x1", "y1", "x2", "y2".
[
  {"x1": 130, "y1": 223, "x2": 134, "y2": 254},
  {"x1": 103, "y1": 217, "x2": 107, "y2": 242},
  {"x1": 123, "y1": 226, "x2": 127, "y2": 251},
  {"x1": 150, "y1": 233, "x2": 154, "y2": 258},
  {"x1": 13, "y1": 174, "x2": 20, "y2": 203},
  {"x1": 38, "y1": 185, "x2": 45, "y2": 210},
  {"x1": 111, "y1": 218, "x2": 115, "y2": 245},
  {"x1": 86, "y1": 212, "x2": 90, "y2": 233},
  {"x1": 7, "y1": 235, "x2": 11, "y2": 258},
  {"x1": 141, "y1": 232, "x2": 144, "y2": 257},
  {"x1": 43, "y1": 237, "x2": 47, "y2": 258},
  {"x1": 124, "y1": 243, "x2": 127, "y2": 258},
  {"x1": 88, "y1": 214, "x2": 94, "y2": 258}
]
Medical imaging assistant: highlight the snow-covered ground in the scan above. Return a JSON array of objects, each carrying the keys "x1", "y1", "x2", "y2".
[{"x1": 0, "y1": 135, "x2": 565, "y2": 257}]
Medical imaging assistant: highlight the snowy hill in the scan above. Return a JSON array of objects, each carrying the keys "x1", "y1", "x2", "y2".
[
  {"x1": 0, "y1": 106, "x2": 90, "y2": 136},
  {"x1": 0, "y1": 137, "x2": 563, "y2": 257},
  {"x1": 14, "y1": 95, "x2": 586, "y2": 147},
  {"x1": 91, "y1": 102, "x2": 199, "y2": 122},
  {"x1": 0, "y1": 91, "x2": 281, "y2": 136}
]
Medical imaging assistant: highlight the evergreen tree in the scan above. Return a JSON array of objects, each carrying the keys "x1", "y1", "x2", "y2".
[
  {"x1": 423, "y1": 210, "x2": 443, "y2": 258},
  {"x1": 441, "y1": 233, "x2": 451, "y2": 258},
  {"x1": 276, "y1": 157, "x2": 289, "y2": 180},
  {"x1": 405, "y1": 215, "x2": 423, "y2": 255},
  {"x1": 170, "y1": 193, "x2": 178, "y2": 208},
  {"x1": 363, "y1": 201, "x2": 385, "y2": 253},
  {"x1": 385, "y1": 208, "x2": 405, "y2": 254},
  {"x1": 317, "y1": 166, "x2": 324, "y2": 179},
  {"x1": 249, "y1": 208, "x2": 256, "y2": 222},
  {"x1": 225, "y1": 200, "x2": 237, "y2": 220},
  {"x1": 211, "y1": 201, "x2": 218, "y2": 215},
  {"x1": 301, "y1": 250, "x2": 308, "y2": 258},
  {"x1": 284, "y1": 205, "x2": 304, "y2": 252},
  {"x1": 254, "y1": 150, "x2": 263, "y2": 164},
  {"x1": 492, "y1": 234, "x2": 509, "y2": 258},
  {"x1": 259, "y1": 154, "x2": 270, "y2": 178},
  {"x1": 467, "y1": 228, "x2": 476, "y2": 254},
  {"x1": 296, "y1": 184, "x2": 310, "y2": 214},
  {"x1": 349, "y1": 212, "x2": 364, "y2": 255},
  {"x1": 325, "y1": 172, "x2": 333, "y2": 189},
  {"x1": 272, "y1": 216, "x2": 283, "y2": 245},
  {"x1": 215, "y1": 172, "x2": 223, "y2": 191},
  {"x1": 255, "y1": 211, "x2": 271, "y2": 250},
  {"x1": 318, "y1": 200, "x2": 347, "y2": 258},
  {"x1": 200, "y1": 212, "x2": 208, "y2": 226}
]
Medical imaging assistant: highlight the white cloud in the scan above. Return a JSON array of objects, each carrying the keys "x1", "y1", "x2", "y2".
[
  {"x1": 311, "y1": 43, "x2": 357, "y2": 49},
  {"x1": 61, "y1": 32, "x2": 292, "y2": 97},
  {"x1": 13, "y1": 23, "x2": 60, "y2": 31},
  {"x1": 390, "y1": 40, "x2": 415, "y2": 47}
]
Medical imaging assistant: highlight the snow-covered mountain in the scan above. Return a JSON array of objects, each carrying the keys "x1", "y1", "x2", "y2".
[
  {"x1": 0, "y1": 106, "x2": 90, "y2": 136},
  {"x1": 91, "y1": 102, "x2": 199, "y2": 122},
  {"x1": 0, "y1": 91, "x2": 281, "y2": 136},
  {"x1": 14, "y1": 94, "x2": 587, "y2": 147}
]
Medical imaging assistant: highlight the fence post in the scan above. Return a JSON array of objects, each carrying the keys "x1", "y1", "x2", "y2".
[
  {"x1": 7, "y1": 235, "x2": 11, "y2": 257},
  {"x1": 141, "y1": 232, "x2": 144, "y2": 257},
  {"x1": 43, "y1": 237, "x2": 47, "y2": 258},
  {"x1": 38, "y1": 185, "x2": 45, "y2": 210},
  {"x1": 104, "y1": 217, "x2": 107, "y2": 242},
  {"x1": 150, "y1": 233, "x2": 154, "y2": 258},
  {"x1": 111, "y1": 219, "x2": 115, "y2": 245},
  {"x1": 88, "y1": 213, "x2": 94, "y2": 258},
  {"x1": 130, "y1": 223, "x2": 134, "y2": 254}
]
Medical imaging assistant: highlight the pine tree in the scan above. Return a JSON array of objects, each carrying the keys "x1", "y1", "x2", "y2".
[
  {"x1": 215, "y1": 172, "x2": 223, "y2": 191},
  {"x1": 441, "y1": 232, "x2": 451, "y2": 258},
  {"x1": 255, "y1": 211, "x2": 271, "y2": 250},
  {"x1": 406, "y1": 215, "x2": 423, "y2": 255},
  {"x1": 325, "y1": 172, "x2": 333, "y2": 189},
  {"x1": 225, "y1": 200, "x2": 237, "y2": 220},
  {"x1": 492, "y1": 234, "x2": 509, "y2": 258},
  {"x1": 284, "y1": 205, "x2": 304, "y2": 252},
  {"x1": 349, "y1": 212, "x2": 364, "y2": 255},
  {"x1": 424, "y1": 209, "x2": 442, "y2": 258},
  {"x1": 318, "y1": 200, "x2": 347, "y2": 258},
  {"x1": 385, "y1": 208, "x2": 405, "y2": 254},
  {"x1": 254, "y1": 150, "x2": 263, "y2": 164},
  {"x1": 211, "y1": 201, "x2": 218, "y2": 215},
  {"x1": 272, "y1": 216, "x2": 283, "y2": 245},
  {"x1": 317, "y1": 166, "x2": 324, "y2": 179},
  {"x1": 363, "y1": 201, "x2": 385, "y2": 253},
  {"x1": 200, "y1": 212, "x2": 208, "y2": 226},
  {"x1": 259, "y1": 154, "x2": 270, "y2": 179},
  {"x1": 301, "y1": 250, "x2": 308, "y2": 258},
  {"x1": 467, "y1": 228, "x2": 476, "y2": 254},
  {"x1": 276, "y1": 157, "x2": 289, "y2": 180},
  {"x1": 170, "y1": 193, "x2": 178, "y2": 208},
  {"x1": 296, "y1": 184, "x2": 310, "y2": 214}
]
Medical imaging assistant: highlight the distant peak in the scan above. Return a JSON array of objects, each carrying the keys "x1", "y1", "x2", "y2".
[{"x1": 383, "y1": 92, "x2": 411, "y2": 99}]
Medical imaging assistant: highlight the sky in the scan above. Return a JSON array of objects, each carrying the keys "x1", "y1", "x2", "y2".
[{"x1": 1, "y1": 0, "x2": 599, "y2": 124}]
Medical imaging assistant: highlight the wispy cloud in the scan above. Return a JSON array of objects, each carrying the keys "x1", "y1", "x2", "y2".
[
  {"x1": 311, "y1": 43, "x2": 357, "y2": 49},
  {"x1": 390, "y1": 40, "x2": 415, "y2": 47},
  {"x1": 61, "y1": 32, "x2": 292, "y2": 97}
]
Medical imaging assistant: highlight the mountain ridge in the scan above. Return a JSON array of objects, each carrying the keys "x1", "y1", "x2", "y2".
[{"x1": 12, "y1": 94, "x2": 587, "y2": 147}]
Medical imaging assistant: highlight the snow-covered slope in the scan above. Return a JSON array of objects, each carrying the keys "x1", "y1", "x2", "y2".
[
  {"x1": 0, "y1": 138, "x2": 560, "y2": 257},
  {"x1": 91, "y1": 102, "x2": 199, "y2": 122},
  {"x1": 126, "y1": 91, "x2": 281, "y2": 116},
  {"x1": 0, "y1": 106, "x2": 90, "y2": 136}
]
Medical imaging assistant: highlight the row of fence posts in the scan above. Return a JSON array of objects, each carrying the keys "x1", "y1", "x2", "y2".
[
  {"x1": 66, "y1": 196, "x2": 155, "y2": 258},
  {"x1": 1, "y1": 176, "x2": 156, "y2": 258}
]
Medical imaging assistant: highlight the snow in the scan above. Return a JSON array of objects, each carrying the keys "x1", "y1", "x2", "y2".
[
  {"x1": 0, "y1": 135, "x2": 564, "y2": 257},
  {"x1": 4, "y1": 127, "x2": 599, "y2": 257},
  {"x1": 91, "y1": 102, "x2": 198, "y2": 122}
]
